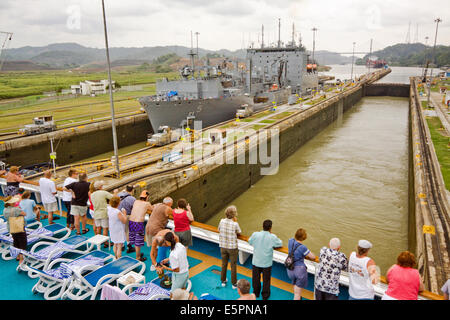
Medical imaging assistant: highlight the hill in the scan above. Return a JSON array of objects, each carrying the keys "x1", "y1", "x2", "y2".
[
  {"x1": 356, "y1": 43, "x2": 450, "y2": 67},
  {"x1": 2, "y1": 43, "x2": 247, "y2": 70},
  {"x1": 0, "y1": 61, "x2": 55, "y2": 71},
  {"x1": 2, "y1": 42, "x2": 355, "y2": 71}
]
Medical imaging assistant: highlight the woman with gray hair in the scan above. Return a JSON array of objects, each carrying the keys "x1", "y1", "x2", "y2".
[
  {"x1": 314, "y1": 238, "x2": 348, "y2": 300},
  {"x1": 218, "y1": 205, "x2": 241, "y2": 289}
]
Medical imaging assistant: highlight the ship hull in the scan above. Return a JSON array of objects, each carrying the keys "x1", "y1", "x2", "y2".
[{"x1": 139, "y1": 89, "x2": 291, "y2": 131}]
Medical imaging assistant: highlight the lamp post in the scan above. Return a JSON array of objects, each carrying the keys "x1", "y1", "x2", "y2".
[
  {"x1": 101, "y1": 0, "x2": 120, "y2": 177},
  {"x1": 426, "y1": 18, "x2": 441, "y2": 108}
]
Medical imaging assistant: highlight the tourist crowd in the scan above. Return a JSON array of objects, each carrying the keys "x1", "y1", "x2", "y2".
[{"x1": 0, "y1": 168, "x2": 449, "y2": 301}]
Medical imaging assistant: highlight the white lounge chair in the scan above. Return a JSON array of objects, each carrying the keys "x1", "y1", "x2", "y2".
[
  {"x1": 61, "y1": 256, "x2": 146, "y2": 300},
  {"x1": 0, "y1": 223, "x2": 71, "y2": 260},
  {"x1": 11, "y1": 235, "x2": 93, "y2": 277},
  {"x1": 29, "y1": 250, "x2": 114, "y2": 300}
]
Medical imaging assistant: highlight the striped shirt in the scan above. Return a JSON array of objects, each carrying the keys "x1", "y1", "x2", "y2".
[{"x1": 218, "y1": 218, "x2": 241, "y2": 249}]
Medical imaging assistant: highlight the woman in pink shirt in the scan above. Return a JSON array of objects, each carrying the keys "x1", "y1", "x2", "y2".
[
  {"x1": 382, "y1": 251, "x2": 424, "y2": 300},
  {"x1": 173, "y1": 198, "x2": 194, "y2": 248}
]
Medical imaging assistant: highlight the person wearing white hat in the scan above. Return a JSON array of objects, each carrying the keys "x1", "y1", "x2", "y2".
[
  {"x1": 2, "y1": 195, "x2": 27, "y2": 265},
  {"x1": 348, "y1": 239, "x2": 378, "y2": 300}
]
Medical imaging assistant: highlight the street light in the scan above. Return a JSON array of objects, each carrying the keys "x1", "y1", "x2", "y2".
[
  {"x1": 101, "y1": 0, "x2": 120, "y2": 177},
  {"x1": 426, "y1": 18, "x2": 441, "y2": 108}
]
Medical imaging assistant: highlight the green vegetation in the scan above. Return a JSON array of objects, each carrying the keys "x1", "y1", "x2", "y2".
[
  {"x1": 250, "y1": 124, "x2": 266, "y2": 131},
  {"x1": 243, "y1": 111, "x2": 271, "y2": 122},
  {"x1": 0, "y1": 86, "x2": 160, "y2": 132},
  {"x1": 268, "y1": 111, "x2": 295, "y2": 121},
  {"x1": 426, "y1": 116, "x2": 450, "y2": 190},
  {"x1": 356, "y1": 43, "x2": 450, "y2": 67},
  {"x1": 421, "y1": 100, "x2": 433, "y2": 109},
  {"x1": 135, "y1": 53, "x2": 181, "y2": 74},
  {"x1": 0, "y1": 69, "x2": 177, "y2": 100}
]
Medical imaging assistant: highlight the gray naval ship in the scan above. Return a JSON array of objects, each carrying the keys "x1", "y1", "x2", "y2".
[{"x1": 139, "y1": 32, "x2": 319, "y2": 131}]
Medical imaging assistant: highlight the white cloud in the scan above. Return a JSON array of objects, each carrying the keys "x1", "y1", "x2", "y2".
[{"x1": 0, "y1": 0, "x2": 448, "y2": 53}]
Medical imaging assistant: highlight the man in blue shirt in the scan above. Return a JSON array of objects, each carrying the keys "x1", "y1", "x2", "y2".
[{"x1": 248, "y1": 220, "x2": 283, "y2": 300}]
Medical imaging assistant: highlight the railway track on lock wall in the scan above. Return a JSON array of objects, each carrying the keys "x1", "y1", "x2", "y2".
[{"x1": 412, "y1": 78, "x2": 450, "y2": 291}]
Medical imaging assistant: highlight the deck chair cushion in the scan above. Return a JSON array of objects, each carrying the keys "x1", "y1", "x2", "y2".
[
  {"x1": 10, "y1": 235, "x2": 86, "y2": 260},
  {"x1": 129, "y1": 283, "x2": 170, "y2": 300},
  {"x1": 45, "y1": 255, "x2": 105, "y2": 280}
]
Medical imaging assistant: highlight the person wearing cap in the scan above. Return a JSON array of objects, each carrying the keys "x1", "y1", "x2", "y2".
[
  {"x1": 118, "y1": 185, "x2": 137, "y2": 253},
  {"x1": 128, "y1": 190, "x2": 153, "y2": 262},
  {"x1": 39, "y1": 170, "x2": 59, "y2": 225},
  {"x1": 348, "y1": 239, "x2": 378, "y2": 300},
  {"x1": 2, "y1": 195, "x2": 27, "y2": 264},
  {"x1": 90, "y1": 181, "x2": 118, "y2": 242},
  {"x1": 314, "y1": 238, "x2": 348, "y2": 300}
]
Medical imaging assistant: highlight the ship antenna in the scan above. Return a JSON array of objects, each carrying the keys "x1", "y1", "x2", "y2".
[
  {"x1": 195, "y1": 32, "x2": 200, "y2": 77},
  {"x1": 189, "y1": 31, "x2": 195, "y2": 78},
  {"x1": 278, "y1": 18, "x2": 281, "y2": 48},
  {"x1": 261, "y1": 24, "x2": 264, "y2": 48},
  {"x1": 292, "y1": 22, "x2": 295, "y2": 47}
]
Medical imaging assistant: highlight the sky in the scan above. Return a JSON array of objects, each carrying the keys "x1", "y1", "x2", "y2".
[{"x1": 1, "y1": 0, "x2": 449, "y2": 56}]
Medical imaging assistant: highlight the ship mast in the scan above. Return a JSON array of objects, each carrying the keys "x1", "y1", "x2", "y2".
[
  {"x1": 277, "y1": 18, "x2": 281, "y2": 48},
  {"x1": 292, "y1": 22, "x2": 295, "y2": 47},
  {"x1": 188, "y1": 31, "x2": 196, "y2": 78},
  {"x1": 261, "y1": 24, "x2": 264, "y2": 48}
]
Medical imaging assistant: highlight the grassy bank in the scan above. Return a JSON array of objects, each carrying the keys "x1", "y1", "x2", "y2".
[
  {"x1": 0, "y1": 69, "x2": 177, "y2": 100},
  {"x1": 426, "y1": 116, "x2": 450, "y2": 190},
  {"x1": 0, "y1": 68, "x2": 179, "y2": 131}
]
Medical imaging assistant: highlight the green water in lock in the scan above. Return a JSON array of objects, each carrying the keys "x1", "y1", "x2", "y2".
[{"x1": 206, "y1": 96, "x2": 410, "y2": 274}]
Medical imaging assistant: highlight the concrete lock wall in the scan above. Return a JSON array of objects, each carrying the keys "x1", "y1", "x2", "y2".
[
  {"x1": 0, "y1": 114, "x2": 152, "y2": 167},
  {"x1": 363, "y1": 83, "x2": 410, "y2": 97},
  {"x1": 141, "y1": 87, "x2": 365, "y2": 222}
]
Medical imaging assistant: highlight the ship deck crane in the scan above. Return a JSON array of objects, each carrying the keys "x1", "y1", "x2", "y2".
[{"x1": 0, "y1": 31, "x2": 13, "y2": 72}]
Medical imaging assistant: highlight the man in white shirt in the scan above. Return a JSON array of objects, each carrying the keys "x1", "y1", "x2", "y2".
[
  {"x1": 39, "y1": 170, "x2": 59, "y2": 224},
  {"x1": 62, "y1": 169, "x2": 78, "y2": 229}
]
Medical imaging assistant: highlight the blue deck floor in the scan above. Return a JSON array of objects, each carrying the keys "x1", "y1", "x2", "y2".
[{"x1": 0, "y1": 194, "x2": 351, "y2": 300}]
